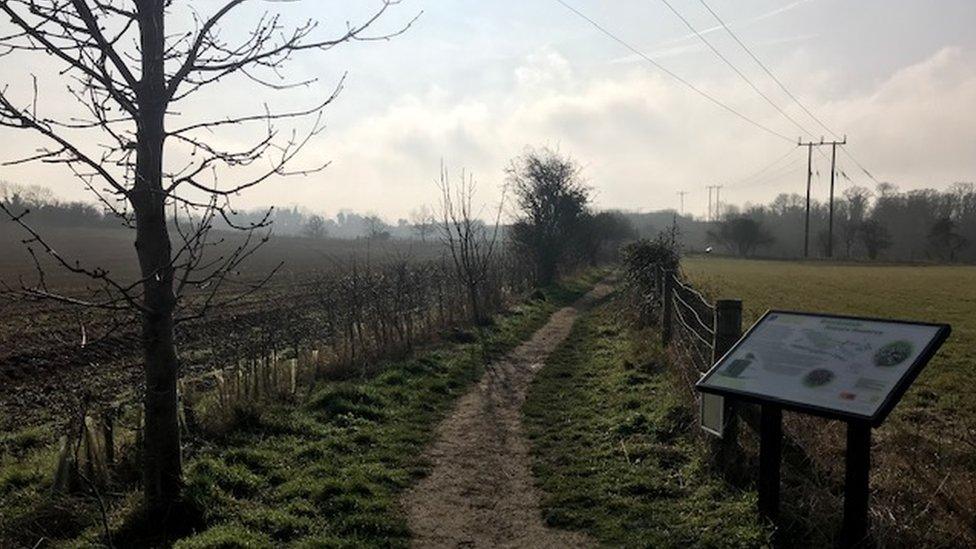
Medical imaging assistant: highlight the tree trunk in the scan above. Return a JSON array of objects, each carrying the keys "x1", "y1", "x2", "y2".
[
  {"x1": 468, "y1": 282, "x2": 482, "y2": 325},
  {"x1": 134, "y1": 0, "x2": 182, "y2": 513}
]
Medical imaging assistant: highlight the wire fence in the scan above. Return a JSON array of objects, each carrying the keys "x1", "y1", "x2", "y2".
[{"x1": 623, "y1": 256, "x2": 976, "y2": 547}]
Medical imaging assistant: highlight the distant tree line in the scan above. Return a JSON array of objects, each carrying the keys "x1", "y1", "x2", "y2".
[
  {"x1": 4, "y1": 176, "x2": 637, "y2": 260},
  {"x1": 1, "y1": 182, "x2": 117, "y2": 228},
  {"x1": 624, "y1": 182, "x2": 976, "y2": 263},
  {"x1": 1, "y1": 182, "x2": 419, "y2": 241}
]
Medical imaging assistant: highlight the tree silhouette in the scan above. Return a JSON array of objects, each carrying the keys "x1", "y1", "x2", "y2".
[
  {"x1": 859, "y1": 219, "x2": 892, "y2": 260},
  {"x1": 0, "y1": 0, "x2": 412, "y2": 516},
  {"x1": 707, "y1": 216, "x2": 774, "y2": 257},
  {"x1": 507, "y1": 147, "x2": 590, "y2": 285},
  {"x1": 928, "y1": 217, "x2": 967, "y2": 262}
]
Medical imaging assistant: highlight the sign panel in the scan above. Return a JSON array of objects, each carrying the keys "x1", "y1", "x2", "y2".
[{"x1": 697, "y1": 311, "x2": 950, "y2": 425}]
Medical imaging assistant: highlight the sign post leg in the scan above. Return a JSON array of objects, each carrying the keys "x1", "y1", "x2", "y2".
[
  {"x1": 841, "y1": 420, "x2": 872, "y2": 547},
  {"x1": 757, "y1": 404, "x2": 782, "y2": 519}
]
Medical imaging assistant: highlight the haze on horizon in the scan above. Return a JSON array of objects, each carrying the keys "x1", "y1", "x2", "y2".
[{"x1": 2, "y1": 0, "x2": 974, "y2": 222}]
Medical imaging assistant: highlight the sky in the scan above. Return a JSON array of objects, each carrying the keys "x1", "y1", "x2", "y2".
[{"x1": 1, "y1": 0, "x2": 975, "y2": 222}]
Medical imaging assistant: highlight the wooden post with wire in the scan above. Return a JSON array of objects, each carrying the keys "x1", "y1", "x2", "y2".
[
  {"x1": 712, "y1": 299, "x2": 743, "y2": 477},
  {"x1": 661, "y1": 273, "x2": 674, "y2": 346},
  {"x1": 655, "y1": 265, "x2": 664, "y2": 305}
]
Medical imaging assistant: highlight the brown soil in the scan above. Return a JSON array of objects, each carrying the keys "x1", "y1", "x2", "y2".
[{"x1": 402, "y1": 283, "x2": 612, "y2": 548}]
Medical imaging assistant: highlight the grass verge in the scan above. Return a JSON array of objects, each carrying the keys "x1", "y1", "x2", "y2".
[
  {"x1": 523, "y1": 291, "x2": 770, "y2": 548},
  {"x1": 13, "y1": 271, "x2": 602, "y2": 548}
]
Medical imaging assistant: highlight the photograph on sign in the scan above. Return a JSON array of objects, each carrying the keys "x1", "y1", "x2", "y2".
[{"x1": 697, "y1": 311, "x2": 949, "y2": 422}]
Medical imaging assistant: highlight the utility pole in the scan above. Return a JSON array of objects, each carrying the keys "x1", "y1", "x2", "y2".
[
  {"x1": 677, "y1": 191, "x2": 689, "y2": 215},
  {"x1": 797, "y1": 136, "x2": 846, "y2": 258},
  {"x1": 799, "y1": 139, "x2": 816, "y2": 258},
  {"x1": 827, "y1": 137, "x2": 846, "y2": 258},
  {"x1": 714, "y1": 185, "x2": 723, "y2": 220},
  {"x1": 706, "y1": 185, "x2": 721, "y2": 221},
  {"x1": 706, "y1": 185, "x2": 714, "y2": 222}
]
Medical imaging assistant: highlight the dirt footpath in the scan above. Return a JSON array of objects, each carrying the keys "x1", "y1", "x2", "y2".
[{"x1": 402, "y1": 283, "x2": 612, "y2": 548}]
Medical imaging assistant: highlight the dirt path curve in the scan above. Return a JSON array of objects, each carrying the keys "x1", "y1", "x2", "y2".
[{"x1": 402, "y1": 282, "x2": 612, "y2": 548}]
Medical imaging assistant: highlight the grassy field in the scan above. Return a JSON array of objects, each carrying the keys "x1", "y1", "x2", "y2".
[
  {"x1": 0, "y1": 273, "x2": 601, "y2": 547},
  {"x1": 681, "y1": 256, "x2": 976, "y2": 545},
  {"x1": 523, "y1": 293, "x2": 770, "y2": 547},
  {"x1": 682, "y1": 256, "x2": 976, "y2": 424}
]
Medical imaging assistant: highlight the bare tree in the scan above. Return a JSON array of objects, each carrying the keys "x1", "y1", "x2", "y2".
[
  {"x1": 841, "y1": 186, "x2": 872, "y2": 257},
  {"x1": 707, "y1": 216, "x2": 775, "y2": 257},
  {"x1": 928, "y1": 217, "x2": 967, "y2": 262},
  {"x1": 303, "y1": 214, "x2": 328, "y2": 239},
  {"x1": 409, "y1": 204, "x2": 436, "y2": 242},
  {"x1": 859, "y1": 219, "x2": 892, "y2": 260},
  {"x1": 0, "y1": 0, "x2": 412, "y2": 516},
  {"x1": 437, "y1": 166, "x2": 503, "y2": 325},
  {"x1": 364, "y1": 214, "x2": 391, "y2": 240}
]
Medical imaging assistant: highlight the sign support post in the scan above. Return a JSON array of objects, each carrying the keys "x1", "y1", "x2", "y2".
[
  {"x1": 757, "y1": 404, "x2": 783, "y2": 519},
  {"x1": 841, "y1": 420, "x2": 871, "y2": 547},
  {"x1": 759, "y1": 404, "x2": 783, "y2": 519}
]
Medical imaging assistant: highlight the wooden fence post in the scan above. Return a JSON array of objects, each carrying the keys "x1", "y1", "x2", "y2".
[
  {"x1": 713, "y1": 299, "x2": 743, "y2": 479},
  {"x1": 102, "y1": 411, "x2": 115, "y2": 466},
  {"x1": 655, "y1": 265, "x2": 664, "y2": 304},
  {"x1": 661, "y1": 272, "x2": 674, "y2": 346}
]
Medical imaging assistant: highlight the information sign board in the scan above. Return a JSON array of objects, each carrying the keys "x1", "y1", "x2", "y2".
[{"x1": 697, "y1": 311, "x2": 950, "y2": 426}]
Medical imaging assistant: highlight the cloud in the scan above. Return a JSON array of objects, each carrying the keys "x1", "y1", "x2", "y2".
[
  {"x1": 278, "y1": 44, "x2": 976, "y2": 220},
  {"x1": 4, "y1": 32, "x2": 972, "y2": 222},
  {"x1": 830, "y1": 47, "x2": 976, "y2": 186}
]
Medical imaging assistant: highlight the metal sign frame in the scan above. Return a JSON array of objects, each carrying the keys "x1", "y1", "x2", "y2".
[{"x1": 696, "y1": 309, "x2": 951, "y2": 427}]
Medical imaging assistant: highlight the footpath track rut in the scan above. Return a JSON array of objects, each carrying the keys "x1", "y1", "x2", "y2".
[{"x1": 402, "y1": 282, "x2": 612, "y2": 548}]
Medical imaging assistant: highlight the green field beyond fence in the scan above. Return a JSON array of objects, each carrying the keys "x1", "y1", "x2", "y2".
[
  {"x1": 681, "y1": 256, "x2": 976, "y2": 545},
  {"x1": 682, "y1": 257, "x2": 976, "y2": 422}
]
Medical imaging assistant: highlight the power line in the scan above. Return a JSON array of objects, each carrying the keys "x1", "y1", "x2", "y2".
[
  {"x1": 695, "y1": 0, "x2": 839, "y2": 140},
  {"x1": 655, "y1": 0, "x2": 817, "y2": 140},
  {"x1": 737, "y1": 152, "x2": 806, "y2": 189},
  {"x1": 728, "y1": 146, "x2": 798, "y2": 188},
  {"x1": 553, "y1": 0, "x2": 794, "y2": 143},
  {"x1": 696, "y1": 0, "x2": 884, "y2": 185},
  {"x1": 841, "y1": 147, "x2": 881, "y2": 184}
]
